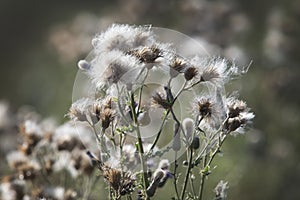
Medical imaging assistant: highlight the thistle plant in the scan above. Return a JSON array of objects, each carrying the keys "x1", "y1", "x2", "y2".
[
  {"x1": 70, "y1": 24, "x2": 254, "y2": 200},
  {"x1": 1, "y1": 24, "x2": 254, "y2": 200}
]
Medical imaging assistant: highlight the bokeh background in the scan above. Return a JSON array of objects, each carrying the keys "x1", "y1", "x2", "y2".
[{"x1": 1, "y1": 0, "x2": 300, "y2": 199}]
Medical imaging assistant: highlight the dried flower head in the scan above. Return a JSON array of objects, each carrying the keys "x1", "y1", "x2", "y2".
[
  {"x1": 67, "y1": 98, "x2": 93, "y2": 122},
  {"x1": 191, "y1": 56, "x2": 230, "y2": 87},
  {"x1": 193, "y1": 94, "x2": 225, "y2": 129},
  {"x1": 227, "y1": 98, "x2": 248, "y2": 118},
  {"x1": 197, "y1": 97, "x2": 213, "y2": 117},
  {"x1": 87, "y1": 151, "x2": 135, "y2": 196},
  {"x1": 170, "y1": 57, "x2": 188, "y2": 74},
  {"x1": 128, "y1": 45, "x2": 162, "y2": 63},
  {"x1": 224, "y1": 96, "x2": 254, "y2": 134},
  {"x1": 91, "y1": 96, "x2": 115, "y2": 126},
  {"x1": 184, "y1": 66, "x2": 198, "y2": 81},
  {"x1": 100, "y1": 108, "x2": 114, "y2": 131},
  {"x1": 152, "y1": 92, "x2": 171, "y2": 110},
  {"x1": 103, "y1": 167, "x2": 135, "y2": 196},
  {"x1": 224, "y1": 112, "x2": 254, "y2": 133}
]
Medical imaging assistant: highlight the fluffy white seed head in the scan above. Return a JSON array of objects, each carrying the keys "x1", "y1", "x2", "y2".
[
  {"x1": 92, "y1": 24, "x2": 156, "y2": 53},
  {"x1": 88, "y1": 51, "x2": 142, "y2": 88}
]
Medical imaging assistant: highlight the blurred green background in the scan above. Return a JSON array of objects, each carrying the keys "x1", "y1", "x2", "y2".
[{"x1": 1, "y1": 0, "x2": 300, "y2": 199}]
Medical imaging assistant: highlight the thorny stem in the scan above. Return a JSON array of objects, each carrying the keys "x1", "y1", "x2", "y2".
[
  {"x1": 181, "y1": 147, "x2": 193, "y2": 200},
  {"x1": 129, "y1": 92, "x2": 149, "y2": 197}
]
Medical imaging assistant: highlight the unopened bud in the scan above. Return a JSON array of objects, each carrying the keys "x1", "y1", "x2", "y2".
[
  {"x1": 77, "y1": 60, "x2": 91, "y2": 70},
  {"x1": 147, "y1": 169, "x2": 164, "y2": 197},
  {"x1": 191, "y1": 136, "x2": 200, "y2": 149},
  {"x1": 158, "y1": 159, "x2": 170, "y2": 170},
  {"x1": 183, "y1": 160, "x2": 189, "y2": 166},
  {"x1": 183, "y1": 118, "x2": 194, "y2": 143},
  {"x1": 172, "y1": 123, "x2": 181, "y2": 151}
]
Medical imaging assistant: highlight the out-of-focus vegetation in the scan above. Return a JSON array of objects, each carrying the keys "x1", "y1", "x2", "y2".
[{"x1": 0, "y1": 0, "x2": 300, "y2": 199}]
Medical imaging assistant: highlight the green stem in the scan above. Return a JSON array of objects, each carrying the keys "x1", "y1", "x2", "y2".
[
  {"x1": 149, "y1": 109, "x2": 170, "y2": 151},
  {"x1": 198, "y1": 132, "x2": 228, "y2": 200},
  {"x1": 91, "y1": 124, "x2": 110, "y2": 156},
  {"x1": 137, "y1": 68, "x2": 148, "y2": 112},
  {"x1": 207, "y1": 134, "x2": 227, "y2": 166},
  {"x1": 199, "y1": 155, "x2": 208, "y2": 200},
  {"x1": 116, "y1": 84, "x2": 132, "y2": 126},
  {"x1": 129, "y1": 92, "x2": 149, "y2": 196}
]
